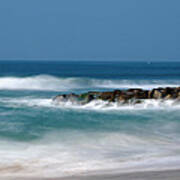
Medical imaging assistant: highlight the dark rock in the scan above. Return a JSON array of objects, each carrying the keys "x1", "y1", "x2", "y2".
[
  {"x1": 149, "y1": 88, "x2": 165, "y2": 99},
  {"x1": 153, "y1": 89, "x2": 163, "y2": 99},
  {"x1": 165, "y1": 94, "x2": 173, "y2": 100},
  {"x1": 116, "y1": 92, "x2": 133, "y2": 103},
  {"x1": 80, "y1": 94, "x2": 94, "y2": 104},
  {"x1": 53, "y1": 94, "x2": 67, "y2": 102},
  {"x1": 53, "y1": 87, "x2": 180, "y2": 105},
  {"x1": 99, "y1": 92, "x2": 114, "y2": 101},
  {"x1": 67, "y1": 93, "x2": 81, "y2": 104}
]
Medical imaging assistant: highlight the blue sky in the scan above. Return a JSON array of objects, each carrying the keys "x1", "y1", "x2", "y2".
[{"x1": 0, "y1": 0, "x2": 179, "y2": 61}]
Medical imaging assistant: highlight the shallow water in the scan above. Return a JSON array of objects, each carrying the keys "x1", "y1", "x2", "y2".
[{"x1": 0, "y1": 61, "x2": 180, "y2": 177}]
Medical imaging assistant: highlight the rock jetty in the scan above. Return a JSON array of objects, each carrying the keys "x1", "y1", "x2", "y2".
[{"x1": 53, "y1": 87, "x2": 180, "y2": 105}]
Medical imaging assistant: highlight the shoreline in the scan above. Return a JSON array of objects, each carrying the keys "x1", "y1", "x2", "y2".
[{"x1": 2, "y1": 169, "x2": 180, "y2": 180}]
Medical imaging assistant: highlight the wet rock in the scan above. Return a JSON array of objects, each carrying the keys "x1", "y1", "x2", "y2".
[
  {"x1": 67, "y1": 93, "x2": 79, "y2": 101},
  {"x1": 87, "y1": 91, "x2": 101, "y2": 98},
  {"x1": 164, "y1": 87, "x2": 175, "y2": 95},
  {"x1": 164, "y1": 94, "x2": 173, "y2": 100},
  {"x1": 129, "y1": 89, "x2": 148, "y2": 99},
  {"x1": 149, "y1": 88, "x2": 165, "y2": 99},
  {"x1": 97, "y1": 91, "x2": 117, "y2": 102},
  {"x1": 177, "y1": 92, "x2": 180, "y2": 100},
  {"x1": 153, "y1": 89, "x2": 164, "y2": 99},
  {"x1": 174, "y1": 87, "x2": 180, "y2": 98},
  {"x1": 79, "y1": 93, "x2": 94, "y2": 104},
  {"x1": 53, "y1": 87, "x2": 180, "y2": 105},
  {"x1": 98, "y1": 92, "x2": 114, "y2": 101},
  {"x1": 53, "y1": 94, "x2": 67, "y2": 103},
  {"x1": 116, "y1": 92, "x2": 133, "y2": 103}
]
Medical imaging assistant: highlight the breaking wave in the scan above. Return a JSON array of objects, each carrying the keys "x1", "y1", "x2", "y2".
[
  {"x1": 55, "y1": 99, "x2": 180, "y2": 111},
  {"x1": 0, "y1": 75, "x2": 179, "y2": 91},
  {"x1": 1, "y1": 96, "x2": 180, "y2": 111}
]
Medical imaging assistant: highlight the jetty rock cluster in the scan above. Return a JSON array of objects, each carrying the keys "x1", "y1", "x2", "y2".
[{"x1": 53, "y1": 87, "x2": 180, "y2": 105}]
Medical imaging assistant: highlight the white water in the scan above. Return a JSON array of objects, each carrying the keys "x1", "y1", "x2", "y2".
[
  {"x1": 0, "y1": 130, "x2": 180, "y2": 177},
  {"x1": 0, "y1": 75, "x2": 180, "y2": 177},
  {"x1": 0, "y1": 98, "x2": 180, "y2": 177},
  {"x1": 1, "y1": 96, "x2": 180, "y2": 111},
  {"x1": 0, "y1": 75, "x2": 179, "y2": 91}
]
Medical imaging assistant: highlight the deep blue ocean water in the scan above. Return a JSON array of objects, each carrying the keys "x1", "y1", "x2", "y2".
[{"x1": 0, "y1": 60, "x2": 180, "y2": 177}]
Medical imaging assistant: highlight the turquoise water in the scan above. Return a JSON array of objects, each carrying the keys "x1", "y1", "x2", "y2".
[{"x1": 0, "y1": 61, "x2": 180, "y2": 177}]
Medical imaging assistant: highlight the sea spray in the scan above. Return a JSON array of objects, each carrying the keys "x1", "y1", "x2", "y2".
[{"x1": 0, "y1": 75, "x2": 179, "y2": 91}]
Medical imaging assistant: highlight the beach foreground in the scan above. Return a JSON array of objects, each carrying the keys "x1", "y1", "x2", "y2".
[{"x1": 2, "y1": 169, "x2": 180, "y2": 180}]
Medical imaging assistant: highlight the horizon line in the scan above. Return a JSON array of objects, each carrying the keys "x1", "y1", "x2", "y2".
[{"x1": 0, "y1": 58, "x2": 179, "y2": 62}]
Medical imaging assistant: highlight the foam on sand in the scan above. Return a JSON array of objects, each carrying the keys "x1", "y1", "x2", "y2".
[{"x1": 0, "y1": 130, "x2": 180, "y2": 178}]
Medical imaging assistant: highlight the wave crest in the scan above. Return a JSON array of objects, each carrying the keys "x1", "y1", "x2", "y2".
[{"x1": 0, "y1": 75, "x2": 179, "y2": 91}]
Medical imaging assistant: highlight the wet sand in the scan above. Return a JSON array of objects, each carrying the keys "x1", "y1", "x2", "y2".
[{"x1": 2, "y1": 169, "x2": 180, "y2": 180}]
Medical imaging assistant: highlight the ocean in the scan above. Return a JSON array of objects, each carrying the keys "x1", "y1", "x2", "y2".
[{"x1": 0, "y1": 60, "x2": 180, "y2": 178}]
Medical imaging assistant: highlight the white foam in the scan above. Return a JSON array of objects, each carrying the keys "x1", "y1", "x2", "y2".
[
  {"x1": 0, "y1": 75, "x2": 179, "y2": 91},
  {"x1": 1, "y1": 97, "x2": 180, "y2": 110},
  {"x1": 53, "y1": 99, "x2": 180, "y2": 111},
  {"x1": 0, "y1": 75, "x2": 79, "y2": 91},
  {"x1": 98, "y1": 79, "x2": 180, "y2": 90},
  {"x1": 0, "y1": 96, "x2": 180, "y2": 177},
  {"x1": 0, "y1": 131, "x2": 180, "y2": 177},
  {"x1": 0, "y1": 97, "x2": 53, "y2": 108}
]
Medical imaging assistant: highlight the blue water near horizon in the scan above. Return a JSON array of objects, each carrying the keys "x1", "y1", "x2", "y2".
[
  {"x1": 0, "y1": 60, "x2": 180, "y2": 177},
  {"x1": 1, "y1": 60, "x2": 180, "y2": 79}
]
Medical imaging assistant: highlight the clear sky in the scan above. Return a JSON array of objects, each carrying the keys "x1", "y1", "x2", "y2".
[{"x1": 0, "y1": 0, "x2": 180, "y2": 61}]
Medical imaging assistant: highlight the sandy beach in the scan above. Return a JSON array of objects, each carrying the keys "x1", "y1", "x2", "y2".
[{"x1": 2, "y1": 169, "x2": 180, "y2": 180}]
